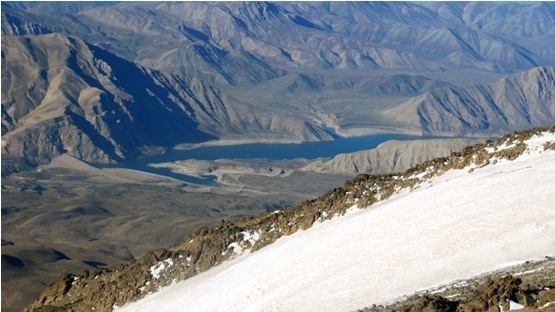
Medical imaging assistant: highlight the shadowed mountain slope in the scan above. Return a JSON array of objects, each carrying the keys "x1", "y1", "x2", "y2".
[
  {"x1": 1, "y1": 33, "x2": 333, "y2": 165},
  {"x1": 1, "y1": 33, "x2": 214, "y2": 164}
]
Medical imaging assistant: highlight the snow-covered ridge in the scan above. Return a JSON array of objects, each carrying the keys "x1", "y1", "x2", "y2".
[
  {"x1": 23, "y1": 126, "x2": 555, "y2": 312},
  {"x1": 115, "y1": 126, "x2": 555, "y2": 311}
]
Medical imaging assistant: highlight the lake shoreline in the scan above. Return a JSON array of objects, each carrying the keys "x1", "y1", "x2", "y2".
[
  {"x1": 99, "y1": 133, "x2": 452, "y2": 186},
  {"x1": 173, "y1": 127, "x2": 427, "y2": 150}
]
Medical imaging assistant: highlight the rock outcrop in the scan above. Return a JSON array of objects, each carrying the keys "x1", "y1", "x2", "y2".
[{"x1": 361, "y1": 259, "x2": 555, "y2": 312}]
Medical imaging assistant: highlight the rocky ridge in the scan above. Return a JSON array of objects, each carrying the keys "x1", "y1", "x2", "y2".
[{"x1": 23, "y1": 125, "x2": 555, "y2": 312}]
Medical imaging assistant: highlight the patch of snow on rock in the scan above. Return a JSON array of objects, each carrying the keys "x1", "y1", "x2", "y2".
[
  {"x1": 525, "y1": 132, "x2": 555, "y2": 152},
  {"x1": 241, "y1": 229, "x2": 262, "y2": 248},
  {"x1": 486, "y1": 141, "x2": 515, "y2": 153},
  {"x1": 513, "y1": 267, "x2": 542, "y2": 276},
  {"x1": 509, "y1": 299, "x2": 525, "y2": 310},
  {"x1": 150, "y1": 258, "x2": 174, "y2": 280},
  {"x1": 228, "y1": 242, "x2": 243, "y2": 255}
]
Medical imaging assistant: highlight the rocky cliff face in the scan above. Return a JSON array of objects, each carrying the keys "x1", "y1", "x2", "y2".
[{"x1": 23, "y1": 125, "x2": 555, "y2": 312}]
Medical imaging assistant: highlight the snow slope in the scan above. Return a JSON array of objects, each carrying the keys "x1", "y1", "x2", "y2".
[{"x1": 118, "y1": 133, "x2": 555, "y2": 312}]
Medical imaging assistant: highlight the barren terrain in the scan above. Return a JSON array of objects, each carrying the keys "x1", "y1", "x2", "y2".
[{"x1": 1, "y1": 154, "x2": 349, "y2": 311}]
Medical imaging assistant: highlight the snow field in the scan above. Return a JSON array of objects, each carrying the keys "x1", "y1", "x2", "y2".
[{"x1": 118, "y1": 134, "x2": 555, "y2": 312}]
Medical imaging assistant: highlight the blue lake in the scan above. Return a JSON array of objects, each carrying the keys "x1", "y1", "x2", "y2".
[{"x1": 100, "y1": 133, "x2": 436, "y2": 185}]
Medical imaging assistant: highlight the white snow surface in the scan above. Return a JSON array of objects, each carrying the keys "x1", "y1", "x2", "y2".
[
  {"x1": 509, "y1": 300, "x2": 526, "y2": 310},
  {"x1": 118, "y1": 135, "x2": 555, "y2": 312},
  {"x1": 150, "y1": 258, "x2": 173, "y2": 280}
]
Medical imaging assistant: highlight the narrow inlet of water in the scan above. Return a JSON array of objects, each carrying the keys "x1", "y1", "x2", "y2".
[{"x1": 100, "y1": 134, "x2": 437, "y2": 185}]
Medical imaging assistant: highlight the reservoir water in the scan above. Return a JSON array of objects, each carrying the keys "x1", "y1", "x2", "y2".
[{"x1": 101, "y1": 133, "x2": 434, "y2": 185}]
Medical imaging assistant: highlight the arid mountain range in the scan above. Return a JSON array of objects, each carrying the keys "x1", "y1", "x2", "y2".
[
  {"x1": 2, "y1": 2, "x2": 555, "y2": 312},
  {"x1": 5, "y1": 1, "x2": 555, "y2": 73},
  {"x1": 2, "y1": 1, "x2": 555, "y2": 166},
  {"x1": 1, "y1": 33, "x2": 332, "y2": 166}
]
